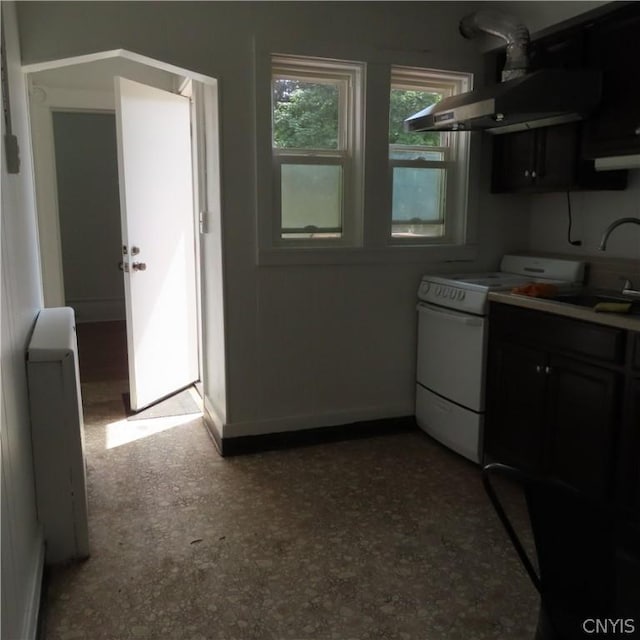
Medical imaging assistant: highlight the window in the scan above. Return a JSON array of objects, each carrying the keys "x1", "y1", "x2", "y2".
[
  {"x1": 271, "y1": 55, "x2": 363, "y2": 244},
  {"x1": 259, "y1": 53, "x2": 475, "y2": 262},
  {"x1": 389, "y1": 67, "x2": 470, "y2": 242}
]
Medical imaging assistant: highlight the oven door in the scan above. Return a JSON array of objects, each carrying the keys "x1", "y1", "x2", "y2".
[{"x1": 416, "y1": 302, "x2": 487, "y2": 412}]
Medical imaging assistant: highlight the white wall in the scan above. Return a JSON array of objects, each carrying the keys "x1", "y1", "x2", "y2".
[
  {"x1": 1, "y1": 3, "x2": 45, "y2": 639},
  {"x1": 528, "y1": 171, "x2": 640, "y2": 259},
  {"x1": 15, "y1": 1, "x2": 530, "y2": 436},
  {"x1": 16, "y1": 1, "x2": 531, "y2": 437}
]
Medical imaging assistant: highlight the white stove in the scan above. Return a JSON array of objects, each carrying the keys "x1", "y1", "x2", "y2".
[
  {"x1": 417, "y1": 255, "x2": 586, "y2": 316},
  {"x1": 415, "y1": 255, "x2": 585, "y2": 463}
]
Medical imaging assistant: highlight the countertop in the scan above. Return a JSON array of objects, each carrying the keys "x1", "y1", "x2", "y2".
[{"x1": 488, "y1": 291, "x2": 640, "y2": 332}]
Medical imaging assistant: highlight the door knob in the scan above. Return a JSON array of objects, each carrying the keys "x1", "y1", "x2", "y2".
[{"x1": 132, "y1": 262, "x2": 147, "y2": 271}]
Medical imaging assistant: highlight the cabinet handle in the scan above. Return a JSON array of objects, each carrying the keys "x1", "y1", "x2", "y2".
[
  {"x1": 536, "y1": 365, "x2": 543, "y2": 373},
  {"x1": 531, "y1": 170, "x2": 537, "y2": 178},
  {"x1": 635, "y1": 126, "x2": 640, "y2": 136},
  {"x1": 524, "y1": 169, "x2": 530, "y2": 177},
  {"x1": 545, "y1": 365, "x2": 551, "y2": 375}
]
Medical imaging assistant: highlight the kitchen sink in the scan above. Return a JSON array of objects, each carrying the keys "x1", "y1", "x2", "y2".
[{"x1": 553, "y1": 292, "x2": 640, "y2": 316}]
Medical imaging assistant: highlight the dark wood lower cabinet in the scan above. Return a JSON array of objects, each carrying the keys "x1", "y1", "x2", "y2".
[
  {"x1": 485, "y1": 341, "x2": 546, "y2": 471},
  {"x1": 545, "y1": 355, "x2": 619, "y2": 498},
  {"x1": 630, "y1": 377, "x2": 640, "y2": 510},
  {"x1": 617, "y1": 375, "x2": 640, "y2": 511},
  {"x1": 485, "y1": 303, "x2": 634, "y2": 506}
]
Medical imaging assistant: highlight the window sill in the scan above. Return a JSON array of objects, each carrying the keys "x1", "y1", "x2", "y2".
[{"x1": 257, "y1": 243, "x2": 479, "y2": 266}]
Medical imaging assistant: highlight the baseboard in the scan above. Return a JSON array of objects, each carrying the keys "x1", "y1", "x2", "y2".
[
  {"x1": 222, "y1": 405, "x2": 413, "y2": 439},
  {"x1": 22, "y1": 531, "x2": 45, "y2": 640},
  {"x1": 220, "y1": 415, "x2": 417, "y2": 456}
]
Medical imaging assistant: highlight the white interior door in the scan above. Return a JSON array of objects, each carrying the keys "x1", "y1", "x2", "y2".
[{"x1": 115, "y1": 77, "x2": 198, "y2": 411}]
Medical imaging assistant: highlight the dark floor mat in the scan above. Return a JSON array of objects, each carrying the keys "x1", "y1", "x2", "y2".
[{"x1": 124, "y1": 388, "x2": 201, "y2": 420}]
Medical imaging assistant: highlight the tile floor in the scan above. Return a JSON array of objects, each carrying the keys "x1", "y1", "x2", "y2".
[{"x1": 42, "y1": 376, "x2": 539, "y2": 640}]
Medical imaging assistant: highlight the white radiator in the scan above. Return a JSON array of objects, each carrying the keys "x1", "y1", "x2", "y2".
[{"x1": 27, "y1": 307, "x2": 89, "y2": 564}]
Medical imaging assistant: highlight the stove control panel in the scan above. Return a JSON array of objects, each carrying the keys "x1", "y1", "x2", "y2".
[
  {"x1": 418, "y1": 278, "x2": 485, "y2": 314},
  {"x1": 420, "y1": 282, "x2": 467, "y2": 298}
]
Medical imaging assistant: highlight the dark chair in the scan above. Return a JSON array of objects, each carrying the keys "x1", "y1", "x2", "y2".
[{"x1": 482, "y1": 463, "x2": 640, "y2": 640}]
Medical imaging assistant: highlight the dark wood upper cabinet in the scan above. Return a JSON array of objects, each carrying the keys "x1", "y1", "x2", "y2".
[
  {"x1": 582, "y1": 4, "x2": 640, "y2": 158},
  {"x1": 490, "y1": 4, "x2": 638, "y2": 193},
  {"x1": 528, "y1": 26, "x2": 588, "y2": 72},
  {"x1": 491, "y1": 123, "x2": 627, "y2": 193}
]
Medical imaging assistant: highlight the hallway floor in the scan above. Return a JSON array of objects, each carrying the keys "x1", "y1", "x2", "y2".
[{"x1": 43, "y1": 373, "x2": 538, "y2": 640}]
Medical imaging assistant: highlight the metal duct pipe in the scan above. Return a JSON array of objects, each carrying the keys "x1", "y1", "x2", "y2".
[{"x1": 459, "y1": 10, "x2": 530, "y2": 82}]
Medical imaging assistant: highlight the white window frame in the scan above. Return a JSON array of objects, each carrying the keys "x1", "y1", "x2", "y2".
[
  {"x1": 388, "y1": 66, "x2": 471, "y2": 246},
  {"x1": 270, "y1": 55, "x2": 364, "y2": 247}
]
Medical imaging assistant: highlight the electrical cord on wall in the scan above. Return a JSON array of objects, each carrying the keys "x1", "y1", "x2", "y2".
[{"x1": 566, "y1": 191, "x2": 582, "y2": 246}]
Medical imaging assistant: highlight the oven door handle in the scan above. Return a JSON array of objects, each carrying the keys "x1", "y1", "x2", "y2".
[{"x1": 416, "y1": 302, "x2": 483, "y2": 327}]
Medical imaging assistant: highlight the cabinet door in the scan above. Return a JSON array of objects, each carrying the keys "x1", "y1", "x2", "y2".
[
  {"x1": 617, "y1": 376, "x2": 640, "y2": 512},
  {"x1": 583, "y1": 6, "x2": 640, "y2": 158},
  {"x1": 545, "y1": 355, "x2": 621, "y2": 498},
  {"x1": 540, "y1": 124, "x2": 626, "y2": 192},
  {"x1": 491, "y1": 126, "x2": 573, "y2": 194},
  {"x1": 491, "y1": 130, "x2": 536, "y2": 192},
  {"x1": 492, "y1": 123, "x2": 626, "y2": 193},
  {"x1": 485, "y1": 340, "x2": 547, "y2": 471},
  {"x1": 629, "y1": 377, "x2": 640, "y2": 512},
  {"x1": 534, "y1": 125, "x2": 576, "y2": 190}
]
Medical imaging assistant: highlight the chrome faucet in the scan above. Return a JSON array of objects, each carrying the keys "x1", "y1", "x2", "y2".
[
  {"x1": 598, "y1": 217, "x2": 640, "y2": 250},
  {"x1": 598, "y1": 216, "x2": 640, "y2": 298}
]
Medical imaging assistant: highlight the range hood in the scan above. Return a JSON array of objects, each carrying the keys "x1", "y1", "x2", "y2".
[
  {"x1": 405, "y1": 68, "x2": 602, "y2": 135},
  {"x1": 405, "y1": 10, "x2": 602, "y2": 135}
]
